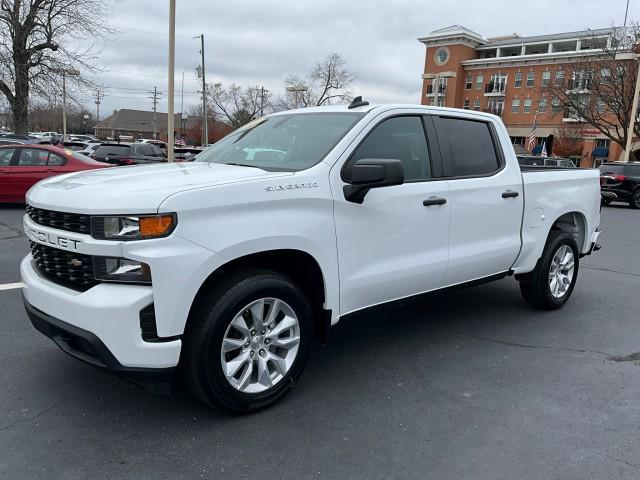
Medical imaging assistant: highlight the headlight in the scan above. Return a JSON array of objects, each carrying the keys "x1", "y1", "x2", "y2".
[
  {"x1": 93, "y1": 257, "x2": 152, "y2": 284},
  {"x1": 91, "y1": 214, "x2": 176, "y2": 240}
]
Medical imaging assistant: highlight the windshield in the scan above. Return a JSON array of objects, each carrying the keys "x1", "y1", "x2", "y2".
[
  {"x1": 95, "y1": 145, "x2": 130, "y2": 156},
  {"x1": 196, "y1": 112, "x2": 365, "y2": 171}
]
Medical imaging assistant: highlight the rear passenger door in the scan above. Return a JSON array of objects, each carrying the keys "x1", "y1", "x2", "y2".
[{"x1": 433, "y1": 115, "x2": 523, "y2": 286}]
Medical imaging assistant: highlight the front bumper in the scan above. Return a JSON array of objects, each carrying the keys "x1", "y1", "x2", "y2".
[{"x1": 21, "y1": 255, "x2": 181, "y2": 370}]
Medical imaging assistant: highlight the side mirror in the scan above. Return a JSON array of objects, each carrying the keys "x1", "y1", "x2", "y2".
[{"x1": 343, "y1": 158, "x2": 404, "y2": 204}]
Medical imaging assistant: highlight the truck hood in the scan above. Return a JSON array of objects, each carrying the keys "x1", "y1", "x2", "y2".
[{"x1": 27, "y1": 162, "x2": 292, "y2": 214}]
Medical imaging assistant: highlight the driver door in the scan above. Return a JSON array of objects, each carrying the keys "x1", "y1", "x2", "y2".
[{"x1": 331, "y1": 113, "x2": 451, "y2": 315}]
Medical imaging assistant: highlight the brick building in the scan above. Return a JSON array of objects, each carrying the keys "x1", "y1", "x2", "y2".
[{"x1": 418, "y1": 25, "x2": 635, "y2": 167}]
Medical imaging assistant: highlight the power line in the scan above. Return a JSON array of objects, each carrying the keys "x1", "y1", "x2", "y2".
[{"x1": 116, "y1": 26, "x2": 194, "y2": 39}]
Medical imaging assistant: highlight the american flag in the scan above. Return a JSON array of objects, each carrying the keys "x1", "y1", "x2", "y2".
[{"x1": 528, "y1": 115, "x2": 537, "y2": 151}]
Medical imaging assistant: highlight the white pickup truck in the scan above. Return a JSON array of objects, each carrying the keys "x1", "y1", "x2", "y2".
[{"x1": 21, "y1": 101, "x2": 601, "y2": 412}]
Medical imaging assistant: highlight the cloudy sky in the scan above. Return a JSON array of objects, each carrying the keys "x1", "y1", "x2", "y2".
[{"x1": 74, "y1": 0, "x2": 640, "y2": 118}]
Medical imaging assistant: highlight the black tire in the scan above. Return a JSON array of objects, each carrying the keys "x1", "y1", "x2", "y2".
[
  {"x1": 630, "y1": 190, "x2": 640, "y2": 209},
  {"x1": 181, "y1": 269, "x2": 313, "y2": 413},
  {"x1": 518, "y1": 231, "x2": 580, "y2": 310}
]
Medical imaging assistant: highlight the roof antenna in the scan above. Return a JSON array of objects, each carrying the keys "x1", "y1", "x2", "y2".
[{"x1": 348, "y1": 96, "x2": 369, "y2": 109}]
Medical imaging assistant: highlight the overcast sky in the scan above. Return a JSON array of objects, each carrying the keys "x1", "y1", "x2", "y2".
[{"x1": 75, "y1": 0, "x2": 640, "y2": 118}]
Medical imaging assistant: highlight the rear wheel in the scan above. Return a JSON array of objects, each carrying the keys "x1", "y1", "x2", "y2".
[
  {"x1": 519, "y1": 231, "x2": 579, "y2": 310},
  {"x1": 631, "y1": 190, "x2": 640, "y2": 209},
  {"x1": 182, "y1": 270, "x2": 313, "y2": 412}
]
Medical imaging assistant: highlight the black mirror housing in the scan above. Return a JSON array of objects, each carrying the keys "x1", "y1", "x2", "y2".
[{"x1": 343, "y1": 158, "x2": 404, "y2": 204}]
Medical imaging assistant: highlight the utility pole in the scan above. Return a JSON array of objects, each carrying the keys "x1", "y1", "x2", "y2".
[
  {"x1": 94, "y1": 89, "x2": 103, "y2": 137},
  {"x1": 180, "y1": 72, "x2": 185, "y2": 138},
  {"x1": 149, "y1": 86, "x2": 161, "y2": 140},
  {"x1": 259, "y1": 86, "x2": 269, "y2": 117},
  {"x1": 167, "y1": 0, "x2": 176, "y2": 162},
  {"x1": 55, "y1": 68, "x2": 79, "y2": 142},
  {"x1": 195, "y1": 34, "x2": 208, "y2": 147}
]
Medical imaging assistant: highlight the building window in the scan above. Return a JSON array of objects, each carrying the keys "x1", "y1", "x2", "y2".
[
  {"x1": 436, "y1": 96, "x2": 446, "y2": 107},
  {"x1": 511, "y1": 136, "x2": 526, "y2": 145},
  {"x1": 601, "y1": 68, "x2": 611, "y2": 83},
  {"x1": 465, "y1": 73, "x2": 472, "y2": 90},
  {"x1": 555, "y1": 70, "x2": 564, "y2": 87},
  {"x1": 596, "y1": 139, "x2": 610, "y2": 148},
  {"x1": 526, "y1": 71, "x2": 535, "y2": 87},
  {"x1": 514, "y1": 72, "x2": 522, "y2": 88},
  {"x1": 596, "y1": 100, "x2": 606, "y2": 114},
  {"x1": 429, "y1": 97, "x2": 435, "y2": 106},
  {"x1": 463, "y1": 99, "x2": 470, "y2": 109},
  {"x1": 552, "y1": 96, "x2": 561, "y2": 113},
  {"x1": 537, "y1": 98, "x2": 547, "y2": 113},
  {"x1": 473, "y1": 99, "x2": 481, "y2": 111},
  {"x1": 511, "y1": 98, "x2": 520, "y2": 113},
  {"x1": 523, "y1": 98, "x2": 532, "y2": 113},
  {"x1": 541, "y1": 71, "x2": 551, "y2": 87},
  {"x1": 476, "y1": 74, "x2": 484, "y2": 90}
]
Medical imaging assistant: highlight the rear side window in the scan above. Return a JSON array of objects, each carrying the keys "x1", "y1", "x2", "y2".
[
  {"x1": 625, "y1": 165, "x2": 640, "y2": 176},
  {"x1": 0, "y1": 148, "x2": 14, "y2": 165},
  {"x1": 95, "y1": 145, "x2": 130, "y2": 156},
  {"x1": 48, "y1": 153, "x2": 66, "y2": 166},
  {"x1": 350, "y1": 116, "x2": 431, "y2": 181},
  {"x1": 436, "y1": 118, "x2": 501, "y2": 177},
  {"x1": 600, "y1": 164, "x2": 625, "y2": 175}
]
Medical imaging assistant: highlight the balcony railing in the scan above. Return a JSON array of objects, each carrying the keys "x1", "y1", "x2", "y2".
[
  {"x1": 484, "y1": 82, "x2": 506, "y2": 95},
  {"x1": 567, "y1": 79, "x2": 591, "y2": 91},
  {"x1": 426, "y1": 84, "x2": 446, "y2": 95},
  {"x1": 483, "y1": 106, "x2": 504, "y2": 117}
]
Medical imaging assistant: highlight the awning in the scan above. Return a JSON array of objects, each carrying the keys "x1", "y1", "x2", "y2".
[
  {"x1": 532, "y1": 145, "x2": 543, "y2": 155},
  {"x1": 592, "y1": 147, "x2": 609, "y2": 158}
]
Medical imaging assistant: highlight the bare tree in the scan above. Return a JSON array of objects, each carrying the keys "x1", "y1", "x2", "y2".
[
  {"x1": 208, "y1": 83, "x2": 270, "y2": 129},
  {"x1": 0, "y1": 0, "x2": 110, "y2": 134},
  {"x1": 553, "y1": 124, "x2": 584, "y2": 158},
  {"x1": 276, "y1": 53, "x2": 356, "y2": 110},
  {"x1": 541, "y1": 24, "x2": 640, "y2": 159}
]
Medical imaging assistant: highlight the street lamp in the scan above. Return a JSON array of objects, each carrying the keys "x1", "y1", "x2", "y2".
[
  {"x1": 286, "y1": 85, "x2": 308, "y2": 108},
  {"x1": 53, "y1": 68, "x2": 80, "y2": 142},
  {"x1": 167, "y1": 0, "x2": 176, "y2": 162}
]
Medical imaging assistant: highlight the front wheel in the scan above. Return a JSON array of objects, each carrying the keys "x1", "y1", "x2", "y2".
[
  {"x1": 182, "y1": 270, "x2": 313, "y2": 412},
  {"x1": 518, "y1": 231, "x2": 579, "y2": 310}
]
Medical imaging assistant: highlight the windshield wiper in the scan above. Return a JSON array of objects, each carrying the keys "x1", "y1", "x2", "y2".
[{"x1": 222, "y1": 162, "x2": 265, "y2": 170}]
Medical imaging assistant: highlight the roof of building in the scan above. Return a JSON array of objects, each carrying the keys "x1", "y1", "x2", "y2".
[
  {"x1": 418, "y1": 25, "x2": 487, "y2": 45},
  {"x1": 100, "y1": 109, "x2": 198, "y2": 132},
  {"x1": 479, "y1": 27, "x2": 614, "y2": 48}
]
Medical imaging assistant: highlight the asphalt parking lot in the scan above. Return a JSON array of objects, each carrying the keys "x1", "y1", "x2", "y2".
[{"x1": 1, "y1": 203, "x2": 639, "y2": 479}]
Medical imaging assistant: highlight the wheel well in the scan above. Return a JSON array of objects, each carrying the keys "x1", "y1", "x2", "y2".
[
  {"x1": 190, "y1": 249, "x2": 329, "y2": 343},
  {"x1": 550, "y1": 212, "x2": 586, "y2": 251}
]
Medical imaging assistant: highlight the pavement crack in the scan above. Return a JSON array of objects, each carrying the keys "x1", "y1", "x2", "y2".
[
  {"x1": 582, "y1": 265, "x2": 640, "y2": 278},
  {"x1": 0, "y1": 394, "x2": 78, "y2": 432},
  {"x1": 609, "y1": 352, "x2": 640, "y2": 363},
  {"x1": 447, "y1": 331, "x2": 612, "y2": 358}
]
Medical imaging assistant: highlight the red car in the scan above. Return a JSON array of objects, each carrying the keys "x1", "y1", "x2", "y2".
[{"x1": 0, "y1": 144, "x2": 111, "y2": 203}]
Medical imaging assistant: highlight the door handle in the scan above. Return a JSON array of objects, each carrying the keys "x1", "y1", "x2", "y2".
[
  {"x1": 502, "y1": 190, "x2": 519, "y2": 198},
  {"x1": 423, "y1": 197, "x2": 447, "y2": 206}
]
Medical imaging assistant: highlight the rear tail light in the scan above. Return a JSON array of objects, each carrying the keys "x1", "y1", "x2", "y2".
[
  {"x1": 614, "y1": 175, "x2": 626, "y2": 182},
  {"x1": 119, "y1": 158, "x2": 135, "y2": 165}
]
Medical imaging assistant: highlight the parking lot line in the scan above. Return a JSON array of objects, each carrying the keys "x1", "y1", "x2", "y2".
[{"x1": 0, "y1": 282, "x2": 24, "y2": 291}]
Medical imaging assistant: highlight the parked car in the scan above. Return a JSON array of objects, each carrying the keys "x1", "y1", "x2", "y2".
[
  {"x1": 21, "y1": 104, "x2": 601, "y2": 412},
  {"x1": 138, "y1": 139, "x2": 168, "y2": 152},
  {"x1": 517, "y1": 155, "x2": 576, "y2": 168},
  {"x1": 31, "y1": 131, "x2": 59, "y2": 142},
  {"x1": 91, "y1": 142, "x2": 166, "y2": 165},
  {"x1": 69, "y1": 135, "x2": 99, "y2": 143},
  {"x1": 0, "y1": 138, "x2": 30, "y2": 146},
  {"x1": 174, "y1": 147, "x2": 203, "y2": 161},
  {"x1": 59, "y1": 141, "x2": 92, "y2": 152},
  {"x1": 599, "y1": 162, "x2": 640, "y2": 208},
  {"x1": 0, "y1": 133, "x2": 36, "y2": 143},
  {"x1": 0, "y1": 144, "x2": 111, "y2": 203},
  {"x1": 77, "y1": 143, "x2": 102, "y2": 157}
]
